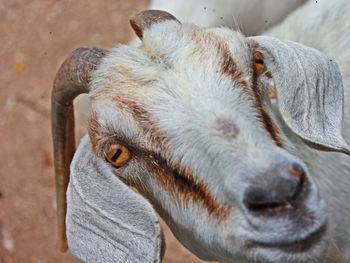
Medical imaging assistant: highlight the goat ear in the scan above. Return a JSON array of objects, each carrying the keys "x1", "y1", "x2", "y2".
[
  {"x1": 66, "y1": 135, "x2": 165, "y2": 263},
  {"x1": 251, "y1": 36, "x2": 350, "y2": 155}
]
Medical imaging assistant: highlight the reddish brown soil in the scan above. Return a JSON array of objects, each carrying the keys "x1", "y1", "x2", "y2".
[{"x1": 0, "y1": 1, "x2": 207, "y2": 262}]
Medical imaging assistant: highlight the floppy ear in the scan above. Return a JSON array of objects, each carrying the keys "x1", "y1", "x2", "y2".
[
  {"x1": 251, "y1": 36, "x2": 350, "y2": 155},
  {"x1": 66, "y1": 135, "x2": 165, "y2": 263}
]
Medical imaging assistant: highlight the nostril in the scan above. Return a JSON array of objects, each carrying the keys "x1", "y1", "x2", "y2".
[
  {"x1": 289, "y1": 162, "x2": 305, "y2": 179},
  {"x1": 243, "y1": 163, "x2": 308, "y2": 216},
  {"x1": 289, "y1": 163, "x2": 307, "y2": 201},
  {"x1": 247, "y1": 201, "x2": 293, "y2": 213}
]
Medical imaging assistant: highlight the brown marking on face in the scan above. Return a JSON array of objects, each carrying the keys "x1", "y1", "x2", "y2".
[
  {"x1": 250, "y1": 40, "x2": 284, "y2": 147},
  {"x1": 143, "y1": 154, "x2": 232, "y2": 222},
  {"x1": 88, "y1": 111, "x2": 103, "y2": 155},
  {"x1": 252, "y1": 83, "x2": 284, "y2": 147},
  {"x1": 88, "y1": 110, "x2": 232, "y2": 222},
  {"x1": 215, "y1": 41, "x2": 255, "y2": 102},
  {"x1": 220, "y1": 45, "x2": 238, "y2": 76},
  {"x1": 116, "y1": 99, "x2": 232, "y2": 221},
  {"x1": 113, "y1": 95, "x2": 171, "y2": 152},
  {"x1": 190, "y1": 30, "x2": 243, "y2": 77},
  {"x1": 190, "y1": 32, "x2": 282, "y2": 147},
  {"x1": 216, "y1": 118, "x2": 240, "y2": 140},
  {"x1": 190, "y1": 30, "x2": 251, "y2": 100},
  {"x1": 89, "y1": 66, "x2": 146, "y2": 103},
  {"x1": 219, "y1": 43, "x2": 246, "y2": 83}
]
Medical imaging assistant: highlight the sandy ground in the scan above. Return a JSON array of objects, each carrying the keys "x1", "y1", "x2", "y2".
[{"x1": 0, "y1": 1, "x2": 207, "y2": 262}]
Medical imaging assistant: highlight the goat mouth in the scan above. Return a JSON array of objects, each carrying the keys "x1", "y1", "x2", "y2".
[{"x1": 250, "y1": 223, "x2": 327, "y2": 253}]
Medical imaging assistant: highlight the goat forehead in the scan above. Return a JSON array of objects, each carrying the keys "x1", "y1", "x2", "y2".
[
  {"x1": 141, "y1": 21, "x2": 251, "y2": 68},
  {"x1": 90, "y1": 24, "x2": 253, "y2": 110},
  {"x1": 88, "y1": 23, "x2": 267, "y2": 154}
]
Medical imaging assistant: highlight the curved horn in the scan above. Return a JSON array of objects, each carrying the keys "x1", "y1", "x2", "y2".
[
  {"x1": 130, "y1": 10, "x2": 180, "y2": 39},
  {"x1": 51, "y1": 47, "x2": 107, "y2": 251}
]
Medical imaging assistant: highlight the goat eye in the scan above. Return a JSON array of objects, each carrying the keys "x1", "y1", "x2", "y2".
[
  {"x1": 254, "y1": 54, "x2": 265, "y2": 73},
  {"x1": 105, "y1": 144, "x2": 131, "y2": 168}
]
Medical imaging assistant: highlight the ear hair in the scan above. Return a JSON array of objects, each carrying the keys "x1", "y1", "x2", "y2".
[
  {"x1": 66, "y1": 135, "x2": 165, "y2": 262},
  {"x1": 251, "y1": 36, "x2": 350, "y2": 155}
]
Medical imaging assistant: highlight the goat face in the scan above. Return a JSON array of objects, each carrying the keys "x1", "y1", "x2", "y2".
[
  {"x1": 51, "y1": 10, "x2": 349, "y2": 263},
  {"x1": 79, "y1": 12, "x2": 349, "y2": 262}
]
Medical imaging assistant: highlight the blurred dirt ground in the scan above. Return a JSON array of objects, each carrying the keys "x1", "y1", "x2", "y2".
[{"x1": 0, "y1": 1, "x2": 206, "y2": 262}]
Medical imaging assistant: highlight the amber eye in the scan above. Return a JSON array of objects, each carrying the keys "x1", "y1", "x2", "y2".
[
  {"x1": 105, "y1": 144, "x2": 131, "y2": 168},
  {"x1": 254, "y1": 54, "x2": 265, "y2": 73}
]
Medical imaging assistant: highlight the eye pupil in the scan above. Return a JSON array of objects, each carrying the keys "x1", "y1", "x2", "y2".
[
  {"x1": 111, "y1": 149, "x2": 122, "y2": 162},
  {"x1": 255, "y1": 58, "x2": 264, "y2": 64},
  {"x1": 105, "y1": 144, "x2": 131, "y2": 168}
]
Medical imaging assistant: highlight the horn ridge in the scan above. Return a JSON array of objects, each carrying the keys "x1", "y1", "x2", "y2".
[
  {"x1": 130, "y1": 10, "x2": 180, "y2": 39},
  {"x1": 51, "y1": 46, "x2": 107, "y2": 251},
  {"x1": 52, "y1": 47, "x2": 107, "y2": 105}
]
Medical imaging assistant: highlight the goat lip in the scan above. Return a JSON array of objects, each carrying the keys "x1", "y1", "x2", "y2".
[{"x1": 249, "y1": 223, "x2": 327, "y2": 253}]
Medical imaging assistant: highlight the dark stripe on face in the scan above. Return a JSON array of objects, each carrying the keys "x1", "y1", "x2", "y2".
[
  {"x1": 218, "y1": 39, "x2": 283, "y2": 147},
  {"x1": 88, "y1": 106, "x2": 232, "y2": 222},
  {"x1": 250, "y1": 43, "x2": 284, "y2": 147},
  {"x1": 254, "y1": 95, "x2": 284, "y2": 148},
  {"x1": 115, "y1": 95, "x2": 171, "y2": 151},
  {"x1": 144, "y1": 153, "x2": 232, "y2": 222},
  {"x1": 219, "y1": 43, "x2": 248, "y2": 91}
]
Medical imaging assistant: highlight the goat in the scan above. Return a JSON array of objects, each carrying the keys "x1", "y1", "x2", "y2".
[{"x1": 51, "y1": 1, "x2": 350, "y2": 262}]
